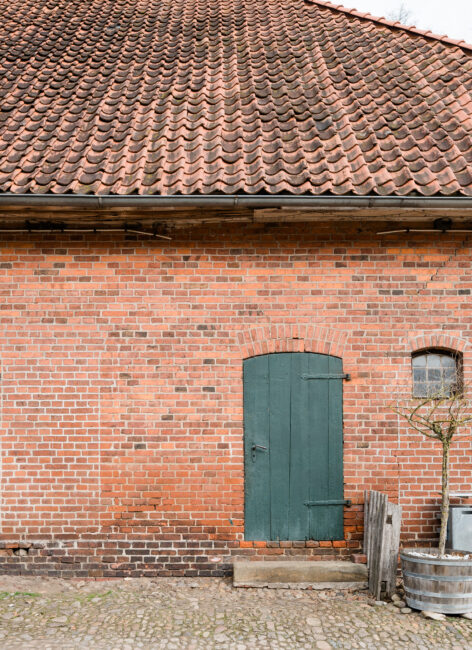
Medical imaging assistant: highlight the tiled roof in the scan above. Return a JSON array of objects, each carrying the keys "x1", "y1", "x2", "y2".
[{"x1": 0, "y1": 0, "x2": 471, "y2": 196}]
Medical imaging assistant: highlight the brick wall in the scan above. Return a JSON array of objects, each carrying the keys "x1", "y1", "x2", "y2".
[{"x1": 0, "y1": 219, "x2": 471, "y2": 577}]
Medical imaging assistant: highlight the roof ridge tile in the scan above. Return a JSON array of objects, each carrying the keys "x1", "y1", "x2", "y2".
[{"x1": 307, "y1": 0, "x2": 472, "y2": 53}]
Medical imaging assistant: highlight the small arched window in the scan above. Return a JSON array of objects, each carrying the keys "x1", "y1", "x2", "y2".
[{"x1": 412, "y1": 350, "x2": 461, "y2": 398}]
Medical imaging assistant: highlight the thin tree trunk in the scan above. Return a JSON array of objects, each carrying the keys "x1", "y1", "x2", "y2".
[{"x1": 438, "y1": 440, "x2": 451, "y2": 557}]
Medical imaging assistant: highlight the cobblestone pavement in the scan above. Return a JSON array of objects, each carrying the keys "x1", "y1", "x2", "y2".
[{"x1": 0, "y1": 576, "x2": 470, "y2": 649}]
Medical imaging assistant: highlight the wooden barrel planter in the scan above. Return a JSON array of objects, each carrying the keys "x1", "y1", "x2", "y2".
[{"x1": 401, "y1": 549, "x2": 472, "y2": 614}]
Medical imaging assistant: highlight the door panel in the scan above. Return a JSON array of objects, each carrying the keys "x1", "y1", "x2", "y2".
[
  {"x1": 243, "y1": 355, "x2": 270, "y2": 540},
  {"x1": 308, "y1": 355, "x2": 344, "y2": 540},
  {"x1": 268, "y1": 353, "x2": 291, "y2": 541},
  {"x1": 288, "y1": 352, "x2": 310, "y2": 540},
  {"x1": 244, "y1": 352, "x2": 344, "y2": 541}
]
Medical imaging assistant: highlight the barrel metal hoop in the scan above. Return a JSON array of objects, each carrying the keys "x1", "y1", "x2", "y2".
[
  {"x1": 400, "y1": 552, "x2": 472, "y2": 567},
  {"x1": 403, "y1": 570, "x2": 472, "y2": 583},
  {"x1": 405, "y1": 585, "x2": 472, "y2": 599},
  {"x1": 405, "y1": 597, "x2": 471, "y2": 614}
]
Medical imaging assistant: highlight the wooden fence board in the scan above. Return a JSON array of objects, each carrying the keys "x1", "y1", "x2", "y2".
[
  {"x1": 383, "y1": 501, "x2": 402, "y2": 599},
  {"x1": 365, "y1": 491, "x2": 402, "y2": 600},
  {"x1": 363, "y1": 489, "x2": 369, "y2": 556}
]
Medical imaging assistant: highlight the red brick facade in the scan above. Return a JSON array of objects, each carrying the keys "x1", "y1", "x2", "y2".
[{"x1": 0, "y1": 220, "x2": 471, "y2": 577}]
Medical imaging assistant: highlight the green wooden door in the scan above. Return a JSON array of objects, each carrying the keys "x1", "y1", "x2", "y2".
[{"x1": 244, "y1": 352, "x2": 344, "y2": 541}]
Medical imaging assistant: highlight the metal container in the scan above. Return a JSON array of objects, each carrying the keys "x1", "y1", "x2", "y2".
[
  {"x1": 448, "y1": 506, "x2": 472, "y2": 552},
  {"x1": 401, "y1": 549, "x2": 472, "y2": 614}
]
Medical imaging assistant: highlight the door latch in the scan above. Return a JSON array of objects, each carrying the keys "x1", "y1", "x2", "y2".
[{"x1": 251, "y1": 444, "x2": 268, "y2": 461}]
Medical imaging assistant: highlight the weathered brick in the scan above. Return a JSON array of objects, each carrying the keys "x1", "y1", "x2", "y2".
[{"x1": 0, "y1": 221, "x2": 469, "y2": 576}]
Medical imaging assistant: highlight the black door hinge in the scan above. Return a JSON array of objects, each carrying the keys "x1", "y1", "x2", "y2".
[
  {"x1": 301, "y1": 373, "x2": 350, "y2": 381},
  {"x1": 304, "y1": 499, "x2": 352, "y2": 507}
]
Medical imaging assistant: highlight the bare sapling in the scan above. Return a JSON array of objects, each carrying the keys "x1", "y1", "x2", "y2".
[{"x1": 393, "y1": 376, "x2": 472, "y2": 557}]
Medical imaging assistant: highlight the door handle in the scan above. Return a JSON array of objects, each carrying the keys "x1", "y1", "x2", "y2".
[{"x1": 251, "y1": 444, "x2": 268, "y2": 461}]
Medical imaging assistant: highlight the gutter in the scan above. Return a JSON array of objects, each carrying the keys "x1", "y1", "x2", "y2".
[{"x1": 0, "y1": 194, "x2": 472, "y2": 209}]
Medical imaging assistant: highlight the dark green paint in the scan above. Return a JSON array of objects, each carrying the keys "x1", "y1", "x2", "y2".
[{"x1": 244, "y1": 353, "x2": 344, "y2": 541}]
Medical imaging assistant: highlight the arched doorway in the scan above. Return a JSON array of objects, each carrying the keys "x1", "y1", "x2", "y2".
[{"x1": 244, "y1": 352, "x2": 345, "y2": 541}]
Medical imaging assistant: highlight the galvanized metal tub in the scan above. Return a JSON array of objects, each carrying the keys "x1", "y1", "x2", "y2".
[{"x1": 401, "y1": 549, "x2": 472, "y2": 614}]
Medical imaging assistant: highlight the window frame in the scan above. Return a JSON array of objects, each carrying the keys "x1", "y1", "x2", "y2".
[{"x1": 411, "y1": 349, "x2": 462, "y2": 399}]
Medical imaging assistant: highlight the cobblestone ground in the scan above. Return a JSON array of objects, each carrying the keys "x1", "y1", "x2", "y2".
[{"x1": 0, "y1": 576, "x2": 470, "y2": 649}]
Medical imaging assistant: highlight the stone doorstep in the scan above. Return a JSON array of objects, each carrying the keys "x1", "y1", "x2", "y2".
[{"x1": 233, "y1": 560, "x2": 368, "y2": 589}]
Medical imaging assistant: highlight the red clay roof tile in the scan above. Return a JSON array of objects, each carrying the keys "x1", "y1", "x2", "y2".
[{"x1": 0, "y1": 0, "x2": 471, "y2": 196}]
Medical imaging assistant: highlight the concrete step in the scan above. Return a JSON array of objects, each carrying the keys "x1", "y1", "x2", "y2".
[{"x1": 233, "y1": 560, "x2": 368, "y2": 589}]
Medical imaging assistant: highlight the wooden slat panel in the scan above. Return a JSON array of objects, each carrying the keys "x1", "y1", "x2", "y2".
[
  {"x1": 365, "y1": 490, "x2": 402, "y2": 600},
  {"x1": 368, "y1": 491, "x2": 388, "y2": 599},
  {"x1": 326, "y1": 354, "x2": 344, "y2": 540},
  {"x1": 289, "y1": 353, "x2": 310, "y2": 540},
  {"x1": 383, "y1": 502, "x2": 402, "y2": 599},
  {"x1": 268, "y1": 353, "x2": 291, "y2": 540},
  {"x1": 366, "y1": 491, "x2": 374, "y2": 569},
  {"x1": 308, "y1": 354, "x2": 330, "y2": 540},
  {"x1": 243, "y1": 356, "x2": 271, "y2": 540}
]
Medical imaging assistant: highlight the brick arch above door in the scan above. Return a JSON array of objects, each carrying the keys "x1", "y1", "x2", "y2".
[{"x1": 238, "y1": 325, "x2": 348, "y2": 360}]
